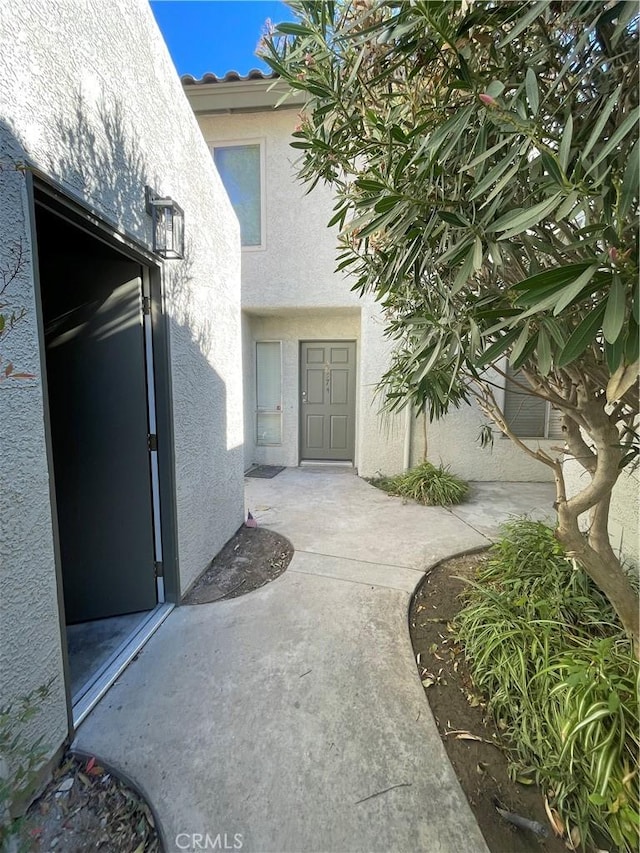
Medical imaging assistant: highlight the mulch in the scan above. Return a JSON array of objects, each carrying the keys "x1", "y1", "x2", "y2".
[
  {"x1": 22, "y1": 753, "x2": 160, "y2": 852},
  {"x1": 182, "y1": 525, "x2": 293, "y2": 604},
  {"x1": 410, "y1": 551, "x2": 568, "y2": 853}
]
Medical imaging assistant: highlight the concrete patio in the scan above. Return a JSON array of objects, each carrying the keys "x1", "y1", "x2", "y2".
[{"x1": 74, "y1": 468, "x2": 555, "y2": 853}]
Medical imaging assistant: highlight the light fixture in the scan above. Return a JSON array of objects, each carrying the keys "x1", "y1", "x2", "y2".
[{"x1": 145, "y1": 186, "x2": 185, "y2": 259}]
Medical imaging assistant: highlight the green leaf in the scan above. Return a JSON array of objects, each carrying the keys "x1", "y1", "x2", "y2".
[
  {"x1": 555, "y1": 190, "x2": 578, "y2": 221},
  {"x1": 541, "y1": 152, "x2": 565, "y2": 186},
  {"x1": 581, "y1": 84, "x2": 623, "y2": 161},
  {"x1": 602, "y1": 275, "x2": 626, "y2": 343},
  {"x1": 584, "y1": 106, "x2": 640, "y2": 176},
  {"x1": 509, "y1": 322, "x2": 531, "y2": 365},
  {"x1": 470, "y1": 152, "x2": 520, "y2": 201},
  {"x1": 525, "y1": 68, "x2": 539, "y2": 116},
  {"x1": 438, "y1": 210, "x2": 468, "y2": 227},
  {"x1": 275, "y1": 21, "x2": 316, "y2": 36},
  {"x1": 625, "y1": 319, "x2": 639, "y2": 364},
  {"x1": 462, "y1": 138, "x2": 510, "y2": 172},
  {"x1": 473, "y1": 236, "x2": 483, "y2": 271},
  {"x1": 619, "y1": 138, "x2": 639, "y2": 220},
  {"x1": 558, "y1": 115, "x2": 573, "y2": 173},
  {"x1": 476, "y1": 327, "x2": 522, "y2": 367},
  {"x1": 486, "y1": 80, "x2": 505, "y2": 98},
  {"x1": 605, "y1": 337, "x2": 624, "y2": 373},
  {"x1": 557, "y1": 303, "x2": 606, "y2": 367},
  {"x1": 511, "y1": 335, "x2": 538, "y2": 370},
  {"x1": 512, "y1": 262, "x2": 593, "y2": 293},
  {"x1": 327, "y1": 204, "x2": 349, "y2": 228},
  {"x1": 482, "y1": 163, "x2": 521, "y2": 206},
  {"x1": 499, "y1": 1, "x2": 551, "y2": 47},
  {"x1": 452, "y1": 245, "x2": 475, "y2": 294},
  {"x1": 552, "y1": 265, "x2": 599, "y2": 315},
  {"x1": 423, "y1": 106, "x2": 474, "y2": 166},
  {"x1": 536, "y1": 328, "x2": 552, "y2": 375},
  {"x1": 488, "y1": 193, "x2": 561, "y2": 236}
]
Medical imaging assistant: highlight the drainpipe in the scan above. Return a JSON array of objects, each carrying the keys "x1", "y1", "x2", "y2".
[{"x1": 403, "y1": 405, "x2": 412, "y2": 472}]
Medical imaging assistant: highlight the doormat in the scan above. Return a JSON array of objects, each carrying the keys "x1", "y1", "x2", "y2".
[{"x1": 245, "y1": 465, "x2": 285, "y2": 479}]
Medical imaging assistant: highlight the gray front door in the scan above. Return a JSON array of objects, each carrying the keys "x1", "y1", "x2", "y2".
[
  {"x1": 38, "y1": 205, "x2": 158, "y2": 623},
  {"x1": 300, "y1": 341, "x2": 356, "y2": 461}
]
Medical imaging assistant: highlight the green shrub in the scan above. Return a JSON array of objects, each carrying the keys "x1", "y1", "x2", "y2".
[
  {"x1": 456, "y1": 520, "x2": 639, "y2": 852},
  {"x1": 369, "y1": 461, "x2": 468, "y2": 507},
  {"x1": 1, "y1": 682, "x2": 51, "y2": 847}
]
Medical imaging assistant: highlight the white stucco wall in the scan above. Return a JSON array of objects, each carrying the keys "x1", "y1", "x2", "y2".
[
  {"x1": 198, "y1": 109, "x2": 363, "y2": 311},
  {"x1": 412, "y1": 401, "x2": 557, "y2": 482},
  {"x1": 0, "y1": 165, "x2": 69, "y2": 772},
  {"x1": 1, "y1": 0, "x2": 243, "y2": 763},
  {"x1": 356, "y1": 305, "x2": 406, "y2": 477},
  {"x1": 192, "y1": 94, "x2": 553, "y2": 483},
  {"x1": 246, "y1": 309, "x2": 361, "y2": 468},
  {"x1": 563, "y1": 455, "x2": 639, "y2": 566}
]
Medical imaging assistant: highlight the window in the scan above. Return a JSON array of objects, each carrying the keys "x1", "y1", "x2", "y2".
[
  {"x1": 256, "y1": 341, "x2": 282, "y2": 445},
  {"x1": 503, "y1": 365, "x2": 564, "y2": 439},
  {"x1": 212, "y1": 143, "x2": 263, "y2": 248}
]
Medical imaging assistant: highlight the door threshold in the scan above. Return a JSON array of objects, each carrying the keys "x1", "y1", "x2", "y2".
[
  {"x1": 299, "y1": 460, "x2": 354, "y2": 467},
  {"x1": 72, "y1": 603, "x2": 173, "y2": 728}
]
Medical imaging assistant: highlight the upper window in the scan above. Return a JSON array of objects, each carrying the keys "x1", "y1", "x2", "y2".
[
  {"x1": 504, "y1": 365, "x2": 564, "y2": 439},
  {"x1": 212, "y1": 143, "x2": 263, "y2": 248}
]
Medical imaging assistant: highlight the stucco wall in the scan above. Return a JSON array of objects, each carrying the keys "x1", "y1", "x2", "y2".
[
  {"x1": 1, "y1": 0, "x2": 243, "y2": 764},
  {"x1": 198, "y1": 109, "x2": 364, "y2": 311},
  {"x1": 246, "y1": 309, "x2": 361, "y2": 468},
  {"x1": 411, "y1": 401, "x2": 557, "y2": 482},
  {"x1": 563, "y1": 456, "x2": 639, "y2": 566},
  {"x1": 0, "y1": 165, "x2": 69, "y2": 772},
  {"x1": 193, "y1": 96, "x2": 553, "y2": 483},
  {"x1": 356, "y1": 304, "x2": 406, "y2": 477}
]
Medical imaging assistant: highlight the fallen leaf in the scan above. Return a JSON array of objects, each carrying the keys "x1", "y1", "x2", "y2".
[
  {"x1": 86, "y1": 756, "x2": 96, "y2": 773},
  {"x1": 89, "y1": 765, "x2": 104, "y2": 776},
  {"x1": 455, "y1": 732, "x2": 483, "y2": 742},
  {"x1": 545, "y1": 796, "x2": 565, "y2": 837},
  {"x1": 422, "y1": 677, "x2": 435, "y2": 688},
  {"x1": 566, "y1": 825, "x2": 581, "y2": 850}
]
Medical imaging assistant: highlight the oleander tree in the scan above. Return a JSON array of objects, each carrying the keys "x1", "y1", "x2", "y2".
[{"x1": 260, "y1": 0, "x2": 640, "y2": 651}]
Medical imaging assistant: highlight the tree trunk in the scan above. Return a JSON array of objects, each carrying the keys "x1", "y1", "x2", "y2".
[
  {"x1": 555, "y1": 509, "x2": 640, "y2": 658},
  {"x1": 558, "y1": 399, "x2": 640, "y2": 658}
]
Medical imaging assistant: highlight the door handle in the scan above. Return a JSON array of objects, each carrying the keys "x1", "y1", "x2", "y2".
[{"x1": 302, "y1": 390, "x2": 307, "y2": 404}]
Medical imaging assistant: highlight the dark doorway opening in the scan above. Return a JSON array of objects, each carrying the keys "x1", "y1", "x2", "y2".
[{"x1": 34, "y1": 202, "x2": 160, "y2": 702}]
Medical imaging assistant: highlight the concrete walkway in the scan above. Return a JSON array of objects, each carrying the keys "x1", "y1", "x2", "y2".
[{"x1": 75, "y1": 468, "x2": 554, "y2": 853}]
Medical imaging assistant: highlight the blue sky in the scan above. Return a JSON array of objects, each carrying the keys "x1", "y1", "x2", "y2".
[{"x1": 149, "y1": 1, "x2": 296, "y2": 78}]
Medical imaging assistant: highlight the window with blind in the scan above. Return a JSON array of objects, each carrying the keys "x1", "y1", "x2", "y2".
[
  {"x1": 503, "y1": 365, "x2": 564, "y2": 439},
  {"x1": 256, "y1": 341, "x2": 282, "y2": 445},
  {"x1": 212, "y1": 143, "x2": 263, "y2": 248}
]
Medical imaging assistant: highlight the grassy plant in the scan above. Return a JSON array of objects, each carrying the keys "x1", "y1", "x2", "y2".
[
  {"x1": 369, "y1": 461, "x2": 468, "y2": 507},
  {"x1": 455, "y1": 520, "x2": 639, "y2": 852},
  {"x1": 1, "y1": 683, "x2": 51, "y2": 848}
]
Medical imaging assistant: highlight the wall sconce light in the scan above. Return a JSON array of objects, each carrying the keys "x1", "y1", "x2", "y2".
[{"x1": 145, "y1": 186, "x2": 185, "y2": 259}]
